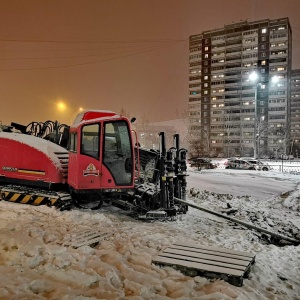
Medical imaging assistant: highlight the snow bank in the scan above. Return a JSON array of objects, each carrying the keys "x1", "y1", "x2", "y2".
[{"x1": 0, "y1": 169, "x2": 299, "y2": 299}]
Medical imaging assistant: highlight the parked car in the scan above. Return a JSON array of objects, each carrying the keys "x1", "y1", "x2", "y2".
[
  {"x1": 225, "y1": 158, "x2": 256, "y2": 170},
  {"x1": 245, "y1": 159, "x2": 270, "y2": 171},
  {"x1": 190, "y1": 157, "x2": 218, "y2": 170},
  {"x1": 225, "y1": 158, "x2": 270, "y2": 171}
]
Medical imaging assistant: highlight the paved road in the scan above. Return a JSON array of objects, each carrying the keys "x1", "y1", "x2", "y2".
[{"x1": 187, "y1": 170, "x2": 299, "y2": 200}]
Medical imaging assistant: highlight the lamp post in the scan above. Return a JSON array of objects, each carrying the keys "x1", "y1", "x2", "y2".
[
  {"x1": 249, "y1": 71, "x2": 259, "y2": 159},
  {"x1": 249, "y1": 72, "x2": 280, "y2": 160}
]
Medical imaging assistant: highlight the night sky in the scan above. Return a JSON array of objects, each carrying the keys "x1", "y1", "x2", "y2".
[{"x1": 0, "y1": 0, "x2": 299, "y2": 126}]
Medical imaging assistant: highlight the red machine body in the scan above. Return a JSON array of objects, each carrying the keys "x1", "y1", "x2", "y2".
[
  {"x1": 0, "y1": 110, "x2": 136, "y2": 194},
  {"x1": 0, "y1": 132, "x2": 68, "y2": 188}
]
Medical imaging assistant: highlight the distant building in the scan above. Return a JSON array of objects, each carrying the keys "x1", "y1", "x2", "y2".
[
  {"x1": 291, "y1": 69, "x2": 300, "y2": 156},
  {"x1": 137, "y1": 119, "x2": 188, "y2": 150},
  {"x1": 188, "y1": 18, "x2": 292, "y2": 158}
]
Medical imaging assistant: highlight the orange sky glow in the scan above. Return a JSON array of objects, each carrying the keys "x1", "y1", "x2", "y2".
[{"x1": 0, "y1": 0, "x2": 299, "y2": 126}]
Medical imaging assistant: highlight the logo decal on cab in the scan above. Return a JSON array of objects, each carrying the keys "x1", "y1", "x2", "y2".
[{"x1": 83, "y1": 163, "x2": 99, "y2": 176}]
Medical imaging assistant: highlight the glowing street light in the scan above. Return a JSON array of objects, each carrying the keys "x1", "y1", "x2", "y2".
[
  {"x1": 271, "y1": 75, "x2": 279, "y2": 84},
  {"x1": 249, "y1": 71, "x2": 259, "y2": 82},
  {"x1": 249, "y1": 71, "x2": 260, "y2": 159},
  {"x1": 56, "y1": 101, "x2": 84, "y2": 124},
  {"x1": 57, "y1": 101, "x2": 67, "y2": 112},
  {"x1": 249, "y1": 72, "x2": 281, "y2": 159}
]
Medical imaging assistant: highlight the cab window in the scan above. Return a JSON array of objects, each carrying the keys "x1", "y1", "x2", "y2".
[
  {"x1": 68, "y1": 133, "x2": 77, "y2": 152},
  {"x1": 81, "y1": 123, "x2": 100, "y2": 159}
]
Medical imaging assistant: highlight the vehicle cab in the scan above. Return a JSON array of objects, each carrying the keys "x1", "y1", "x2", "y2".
[{"x1": 67, "y1": 110, "x2": 135, "y2": 193}]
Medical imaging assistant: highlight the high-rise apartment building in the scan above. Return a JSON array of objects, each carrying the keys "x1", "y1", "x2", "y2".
[
  {"x1": 291, "y1": 69, "x2": 300, "y2": 156},
  {"x1": 188, "y1": 18, "x2": 292, "y2": 158}
]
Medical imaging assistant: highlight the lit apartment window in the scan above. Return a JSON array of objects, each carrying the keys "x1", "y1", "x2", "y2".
[
  {"x1": 277, "y1": 67, "x2": 285, "y2": 71},
  {"x1": 261, "y1": 84, "x2": 266, "y2": 89},
  {"x1": 205, "y1": 54, "x2": 209, "y2": 58},
  {"x1": 204, "y1": 83, "x2": 208, "y2": 87},
  {"x1": 261, "y1": 60, "x2": 266, "y2": 65},
  {"x1": 205, "y1": 46, "x2": 209, "y2": 51},
  {"x1": 204, "y1": 75, "x2": 208, "y2": 80},
  {"x1": 262, "y1": 28, "x2": 267, "y2": 34}
]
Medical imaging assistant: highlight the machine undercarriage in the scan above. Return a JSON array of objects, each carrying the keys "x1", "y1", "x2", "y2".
[{"x1": 0, "y1": 119, "x2": 188, "y2": 220}]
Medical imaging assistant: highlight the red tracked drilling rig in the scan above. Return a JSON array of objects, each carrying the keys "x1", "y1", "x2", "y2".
[{"x1": 0, "y1": 110, "x2": 188, "y2": 218}]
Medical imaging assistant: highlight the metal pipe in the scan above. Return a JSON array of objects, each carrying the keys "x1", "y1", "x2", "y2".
[{"x1": 174, "y1": 197, "x2": 300, "y2": 245}]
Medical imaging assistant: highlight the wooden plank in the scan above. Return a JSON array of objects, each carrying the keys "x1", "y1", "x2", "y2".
[
  {"x1": 61, "y1": 230, "x2": 112, "y2": 248},
  {"x1": 153, "y1": 256, "x2": 244, "y2": 277},
  {"x1": 72, "y1": 236, "x2": 107, "y2": 248},
  {"x1": 161, "y1": 249, "x2": 249, "y2": 268},
  {"x1": 158, "y1": 252, "x2": 246, "y2": 271},
  {"x1": 152, "y1": 242, "x2": 256, "y2": 287},
  {"x1": 173, "y1": 242, "x2": 255, "y2": 259},
  {"x1": 168, "y1": 245, "x2": 254, "y2": 262}
]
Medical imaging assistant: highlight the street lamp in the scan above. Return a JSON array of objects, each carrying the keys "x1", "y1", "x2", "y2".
[
  {"x1": 249, "y1": 71, "x2": 259, "y2": 159},
  {"x1": 249, "y1": 71, "x2": 279, "y2": 159},
  {"x1": 56, "y1": 101, "x2": 84, "y2": 124},
  {"x1": 57, "y1": 101, "x2": 67, "y2": 112}
]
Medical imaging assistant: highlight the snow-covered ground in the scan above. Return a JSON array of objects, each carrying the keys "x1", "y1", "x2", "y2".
[{"x1": 0, "y1": 168, "x2": 299, "y2": 299}]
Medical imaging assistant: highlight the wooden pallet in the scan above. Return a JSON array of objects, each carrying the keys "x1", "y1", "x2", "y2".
[
  {"x1": 60, "y1": 230, "x2": 112, "y2": 249},
  {"x1": 152, "y1": 242, "x2": 256, "y2": 287}
]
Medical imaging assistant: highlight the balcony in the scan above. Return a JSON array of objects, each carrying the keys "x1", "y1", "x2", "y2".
[
  {"x1": 270, "y1": 53, "x2": 288, "y2": 59},
  {"x1": 225, "y1": 82, "x2": 240, "y2": 87},
  {"x1": 269, "y1": 62, "x2": 287, "y2": 67},
  {"x1": 224, "y1": 89, "x2": 240, "y2": 94},
  {"x1": 225, "y1": 39, "x2": 242, "y2": 47},
  {"x1": 211, "y1": 39, "x2": 225, "y2": 45},
  {"x1": 269, "y1": 36, "x2": 288, "y2": 43}
]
